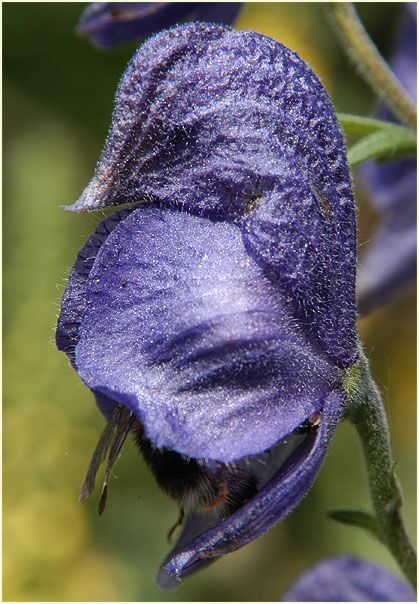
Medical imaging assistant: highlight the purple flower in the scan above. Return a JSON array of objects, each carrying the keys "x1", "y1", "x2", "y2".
[
  {"x1": 357, "y1": 5, "x2": 417, "y2": 314},
  {"x1": 57, "y1": 23, "x2": 358, "y2": 586},
  {"x1": 282, "y1": 556, "x2": 416, "y2": 601},
  {"x1": 77, "y1": 2, "x2": 242, "y2": 48}
]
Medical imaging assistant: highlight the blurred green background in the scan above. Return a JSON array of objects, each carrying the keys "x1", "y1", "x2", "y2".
[{"x1": 3, "y1": 3, "x2": 416, "y2": 601}]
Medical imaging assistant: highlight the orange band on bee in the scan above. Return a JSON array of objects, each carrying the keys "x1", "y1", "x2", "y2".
[{"x1": 203, "y1": 479, "x2": 229, "y2": 511}]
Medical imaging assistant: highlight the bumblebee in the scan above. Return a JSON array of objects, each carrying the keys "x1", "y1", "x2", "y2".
[{"x1": 80, "y1": 405, "x2": 258, "y2": 538}]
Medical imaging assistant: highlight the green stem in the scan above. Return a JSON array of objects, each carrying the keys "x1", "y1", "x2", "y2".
[
  {"x1": 347, "y1": 352, "x2": 417, "y2": 588},
  {"x1": 326, "y1": 3, "x2": 417, "y2": 129}
]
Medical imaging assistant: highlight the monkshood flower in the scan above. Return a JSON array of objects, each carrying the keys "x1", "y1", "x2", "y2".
[
  {"x1": 57, "y1": 23, "x2": 358, "y2": 587},
  {"x1": 77, "y1": 2, "x2": 242, "y2": 48},
  {"x1": 282, "y1": 556, "x2": 416, "y2": 601},
  {"x1": 357, "y1": 4, "x2": 417, "y2": 314}
]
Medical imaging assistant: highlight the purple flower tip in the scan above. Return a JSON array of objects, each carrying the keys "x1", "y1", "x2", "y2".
[
  {"x1": 77, "y1": 2, "x2": 242, "y2": 48},
  {"x1": 282, "y1": 556, "x2": 416, "y2": 601},
  {"x1": 57, "y1": 23, "x2": 358, "y2": 585}
]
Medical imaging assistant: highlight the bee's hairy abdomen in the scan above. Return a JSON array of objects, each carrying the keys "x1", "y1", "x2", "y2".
[
  {"x1": 132, "y1": 420, "x2": 218, "y2": 507},
  {"x1": 132, "y1": 420, "x2": 258, "y2": 516}
]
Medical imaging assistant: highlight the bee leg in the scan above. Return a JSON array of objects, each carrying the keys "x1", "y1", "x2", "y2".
[{"x1": 167, "y1": 507, "x2": 185, "y2": 544}]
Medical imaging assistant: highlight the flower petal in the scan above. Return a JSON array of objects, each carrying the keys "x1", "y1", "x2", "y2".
[
  {"x1": 282, "y1": 556, "x2": 416, "y2": 602},
  {"x1": 69, "y1": 24, "x2": 354, "y2": 232},
  {"x1": 55, "y1": 206, "x2": 136, "y2": 364},
  {"x1": 68, "y1": 22, "x2": 357, "y2": 367},
  {"x1": 158, "y1": 389, "x2": 344, "y2": 587},
  {"x1": 243, "y1": 155, "x2": 356, "y2": 368},
  {"x1": 68, "y1": 205, "x2": 340, "y2": 461},
  {"x1": 77, "y1": 3, "x2": 241, "y2": 49},
  {"x1": 78, "y1": 3, "x2": 197, "y2": 48}
]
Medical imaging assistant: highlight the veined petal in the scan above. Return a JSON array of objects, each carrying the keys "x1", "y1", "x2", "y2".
[
  {"x1": 69, "y1": 23, "x2": 354, "y2": 230},
  {"x1": 158, "y1": 389, "x2": 344, "y2": 587},
  {"x1": 68, "y1": 23, "x2": 357, "y2": 366},
  {"x1": 282, "y1": 556, "x2": 416, "y2": 602},
  {"x1": 243, "y1": 152, "x2": 356, "y2": 368},
  {"x1": 59, "y1": 205, "x2": 340, "y2": 461}
]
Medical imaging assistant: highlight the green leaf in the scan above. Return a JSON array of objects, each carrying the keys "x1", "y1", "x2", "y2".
[
  {"x1": 337, "y1": 113, "x2": 408, "y2": 136},
  {"x1": 347, "y1": 128, "x2": 417, "y2": 166},
  {"x1": 328, "y1": 509, "x2": 383, "y2": 542},
  {"x1": 337, "y1": 113, "x2": 416, "y2": 165}
]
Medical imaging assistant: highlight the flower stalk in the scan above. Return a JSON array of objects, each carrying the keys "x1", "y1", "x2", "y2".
[
  {"x1": 346, "y1": 351, "x2": 417, "y2": 589},
  {"x1": 326, "y1": 2, "x2": 417, "y2": 130}
]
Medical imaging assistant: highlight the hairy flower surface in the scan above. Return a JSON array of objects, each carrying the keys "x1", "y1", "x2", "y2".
[
  {"x1": 77, "y1": 2, "x2": 241, "y2": 48},
  {"x1": 282, "y1": 556, "x2": 416, "y2": 601},
  {"x1": 57, "y1": 23, "x2": 358, "y2": 587},
  {"x1": 358, "y1": 4, "x2": 417, "y2": 314}
]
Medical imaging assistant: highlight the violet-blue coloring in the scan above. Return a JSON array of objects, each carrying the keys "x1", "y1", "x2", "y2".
[
  {"x1": 282, "y1": 556, "x2": 416, "y2": 601},
  {"x1": 57, "y1": 23, "x2": 358, "y2": 587},
  {"x1": 357, "y1": 4, "x2": 417, "y2": 314},
  {"x1": 77, "y1": 2, "x2": 242, "y2": 48}
]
